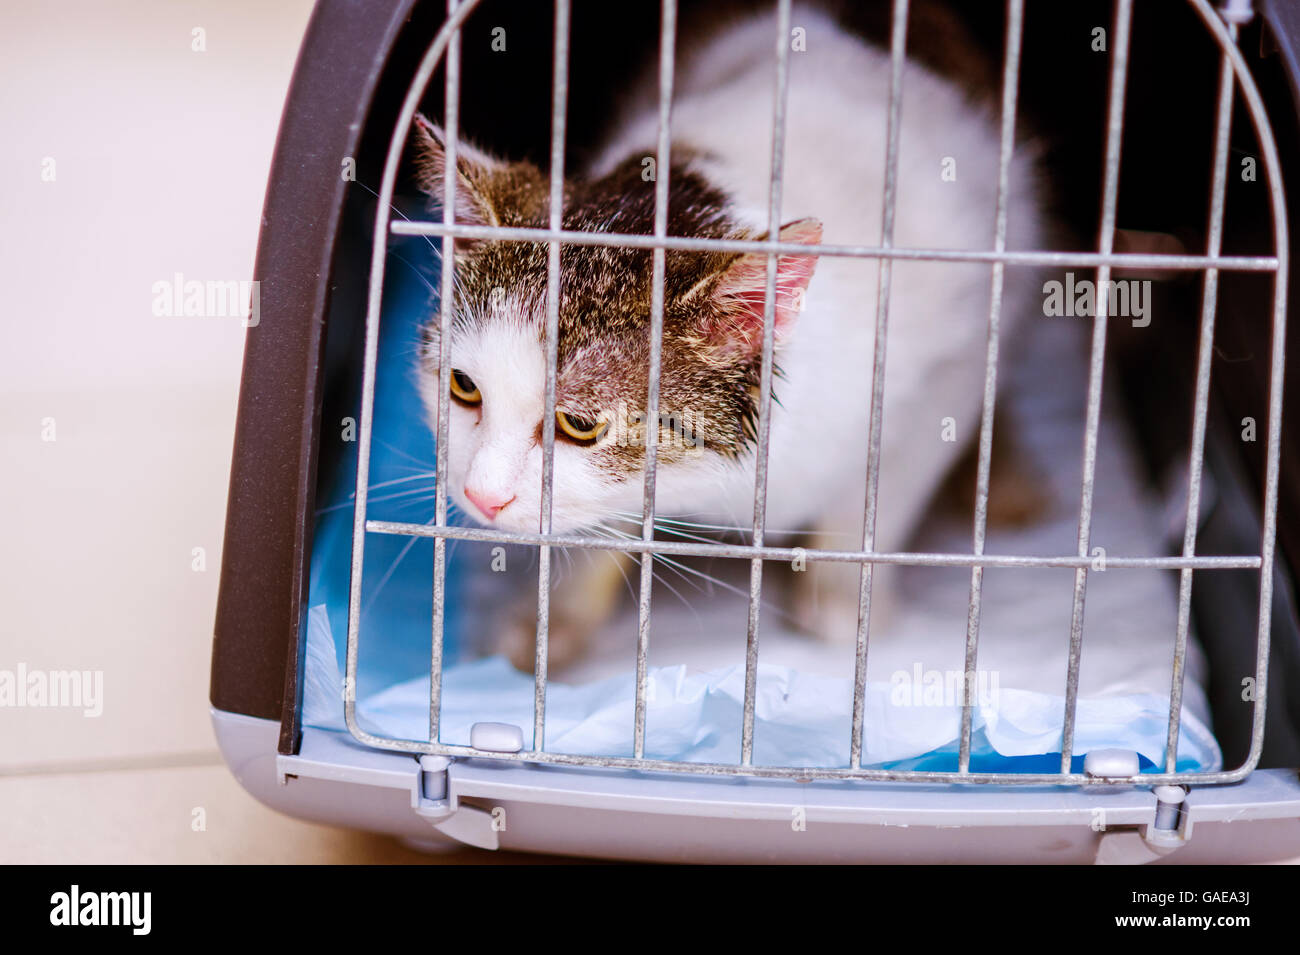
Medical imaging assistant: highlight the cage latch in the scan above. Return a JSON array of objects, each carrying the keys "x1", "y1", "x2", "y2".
[
  {"x1": 418, "y1": 754, "x2": 452, "y2": 801},
  {"x1": 1142, "y1": 785, "x2": 1192, "y2": 850},
  {"x1": 425, "y1": 803, "x2": 500, "y2": 851},
  {"x1": 1094, "y1": 785, "x2": 1192, "y2": 864},
  {"x1": 413, "y1": 754, "x2": 501, "y2": 850}
]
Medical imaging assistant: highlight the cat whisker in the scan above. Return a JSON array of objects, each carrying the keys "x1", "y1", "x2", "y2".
[
  {"x1": 318, "y1": 481, "x2": 448, "y2": 518},
  {"x1": 557, "y1": 545, "x2": 576, "y2": 580},
  {"x1": 389, "y1": 250, "x2": 440, "y2": 298},
  {"x1": 365, "y1": 471, "x2": 438, "y2": 491},
  {"x1": 644, "y1": 523, "x2": 721, "y2": 546},
  {"x1": 318, "y1": 483, "x2": 438, "y2": 513},
  {"x1": 374, "y1": 437, "x2": 438, "y2": 472},
  {"x1": 605, "y1": 515, "x2": 729, "y2": 544},
  {"x1": 360, "y1": 532, "x2": 422, "y2": 617},
  {"x1": 608, "y1": 509, "x2": 818, "y2": 539},
  {"x1": 609, "y1": 510, "x2": 742, "y2": 532},
  {"x1": 352, "y1": 180, "x2": 443, "y2": 262},
  {"x1": 390, "y1": 490, "x2": 443, "y2": 513},
  {"x1": 598, "y1": 523, "x2": 701, "y2": 618},
  {"x1": 593, "y1": 525, "x2": 738, "y2": 626},
  {"x1": 596, "y1": 521, "x2": 797, "y2": 626},
  {"x1": 644, "y1": 564, "x2": 698, "y2": 622},
  {"x1": 587, "y1": 525, "x2": 645, "y2": 605}
]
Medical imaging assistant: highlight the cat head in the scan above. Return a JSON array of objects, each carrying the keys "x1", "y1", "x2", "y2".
[{"x1": 411, "y1": 116, "x2": 821, "y2": 534}]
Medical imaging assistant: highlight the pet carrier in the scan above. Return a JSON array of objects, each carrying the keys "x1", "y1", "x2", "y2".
[{"x1": 212, "y1": 0, "x2": 1300, "y2": 862}]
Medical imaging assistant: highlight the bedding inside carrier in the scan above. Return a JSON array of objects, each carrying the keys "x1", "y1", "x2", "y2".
[{"x1": 301, "y1": 217, "x2": 1222, "y2": 775}]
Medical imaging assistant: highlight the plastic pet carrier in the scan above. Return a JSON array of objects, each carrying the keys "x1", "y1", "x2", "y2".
[{"x1": 212, "y1": 0, "x2": 1300, "y2": 863}]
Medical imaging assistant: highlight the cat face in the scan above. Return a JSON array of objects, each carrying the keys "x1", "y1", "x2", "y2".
[{"x1": 412, "y1": 117, "x2": 820, "y2": 534}]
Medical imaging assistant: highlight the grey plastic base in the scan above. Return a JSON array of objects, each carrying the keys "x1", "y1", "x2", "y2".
[{"x1": 213, "y1": 708, "x2": 1300, "y2": 863}]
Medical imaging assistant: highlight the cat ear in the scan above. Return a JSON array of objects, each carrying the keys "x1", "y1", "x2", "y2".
[
  {"x1": 691, "y1": 218, "x2": 822, "y2": 360},
  {"x1": 411, "y1": 113, "x2": 503, "y2": 230}
]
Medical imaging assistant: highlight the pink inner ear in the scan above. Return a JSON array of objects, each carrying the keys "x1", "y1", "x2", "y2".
[{"x1": 708, "y1": 218, "x2": 822, "y2": 358}]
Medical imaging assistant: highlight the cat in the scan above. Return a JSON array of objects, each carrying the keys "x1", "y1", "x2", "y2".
[{"x1": 411, "y1": 3, "x2": 1047, "y2": 670}]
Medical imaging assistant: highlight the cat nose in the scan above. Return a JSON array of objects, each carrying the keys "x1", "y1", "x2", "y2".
[{"x1": 464, "y1": 485, "x2": 515, "y2": 520}]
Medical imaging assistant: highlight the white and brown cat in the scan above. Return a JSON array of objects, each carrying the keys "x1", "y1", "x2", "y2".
[{"x1": 412, "y1": 3, "x2": 1047, "y2": 668}]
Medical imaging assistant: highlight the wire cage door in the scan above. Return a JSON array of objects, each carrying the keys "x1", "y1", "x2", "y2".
[{"x1": 339, "y1": 0, "x2": 1289, "y2": 787}]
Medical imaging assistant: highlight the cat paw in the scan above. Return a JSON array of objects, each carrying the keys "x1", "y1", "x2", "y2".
[
  {"x1": 496, "y1": 601, "x2": 596, "y2": 675},
  {"x1": 792, "y1": 561, "x2": 900, "y2": 643}
]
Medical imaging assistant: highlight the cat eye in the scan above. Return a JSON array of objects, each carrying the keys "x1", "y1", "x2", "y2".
[
  {"x1": 555, "y1": 410, "x2": 608, "y2": 444},
  {"x1": 448, "y1": 368, "x2": 481, "y2": 404}
]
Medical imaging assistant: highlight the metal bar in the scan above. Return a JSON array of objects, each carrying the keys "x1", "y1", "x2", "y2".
[
  {"x1": 343, "y1": 0, "x2": 483, "y2": 749},
  {"x1": 1187, "y1": 0, "x2": 1289, "y2": 777},
  {"x1": 391, "y1": 220, "x2": 1279, "y2": 271},
  {"x1": 428, "y1": 0, "x2": 463, "y2": 744},
  {"x1": 1060, "y1": 0, "x2": 1133, "y2": 773},
  {"x1": 633, "y1": 0, "x2": 677, "y2": 760},
  {"x1": 959, "y1": 0, "x2": 1023, "y2": 774},
  {"x1": 532, "y1": 0, "x2": 571, "y2": 754},
  {"x1": 1165, "y1": 24, "x2": 1236, "y2": 773},
  {"x1": 368, "y1": 519, "x2": 1261, "y2": 569},
  {"x1": 740, "y1": 0, "x2": 794, "y2": 767},
  {"x1": 336, "y1": 720, "x2": 1255, "y2": 786},
  {"x1": 850, "y1": 0, "x2": 909, "y2": 771}
]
